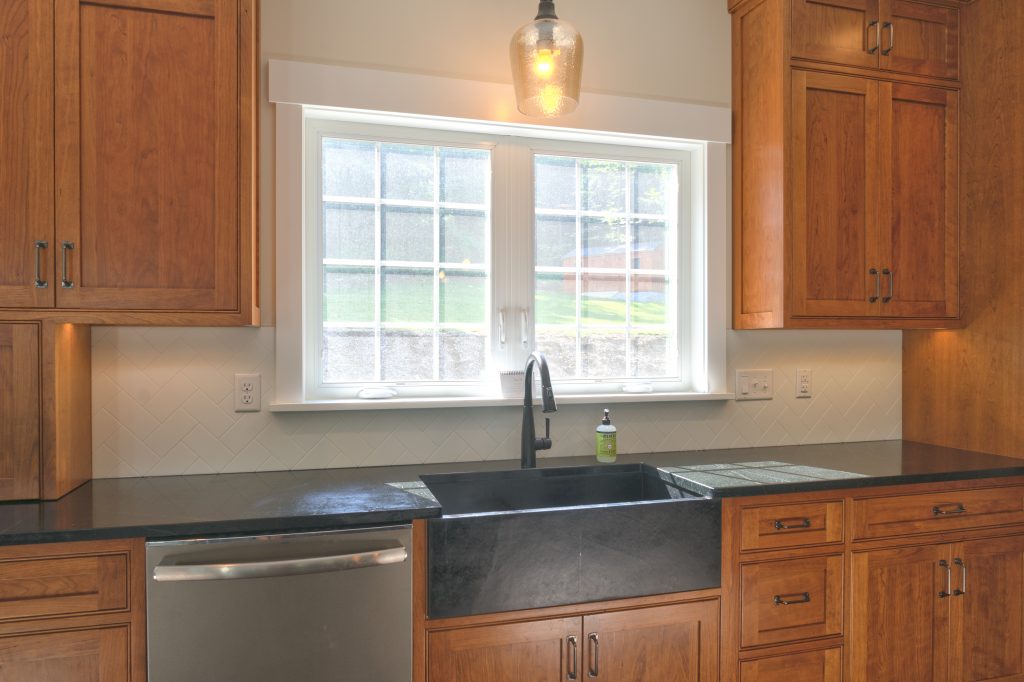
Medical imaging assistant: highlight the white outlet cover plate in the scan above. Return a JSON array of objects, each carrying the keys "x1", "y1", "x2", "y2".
[
  {"x1": 735, "y1": 369, "x2": 773, "y2": 401},
  {"x1": 796, "y1": 368, "x2": 813, "y2": 398},
  {"x1": 234, "y1": 373, "x2": 261, "y2": 412}
]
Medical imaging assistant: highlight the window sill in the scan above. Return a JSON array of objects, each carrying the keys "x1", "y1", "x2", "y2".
[{"x1": 268, "y1": 392, "x2": 735, "y2": 412}]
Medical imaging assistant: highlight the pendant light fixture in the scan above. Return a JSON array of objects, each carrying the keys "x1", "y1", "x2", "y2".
[{"x1": 509, "y1": 0, "x2": 584, "y2": 118}]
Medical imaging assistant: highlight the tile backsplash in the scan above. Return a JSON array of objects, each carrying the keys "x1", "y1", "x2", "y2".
[{"x1": 92, "y1": 327, "x2": 901, "y2": 478}]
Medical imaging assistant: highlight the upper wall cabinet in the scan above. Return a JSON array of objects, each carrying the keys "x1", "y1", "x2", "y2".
[
  {"x1": 730, "y1": 0, "x2": 965, "y2": 329},
  {"x1": 0, "y1": 0, "x2": 258, "y2": 325},
  {"x1": 791, "y1": 0, "x2": 960, "y2": 80}
]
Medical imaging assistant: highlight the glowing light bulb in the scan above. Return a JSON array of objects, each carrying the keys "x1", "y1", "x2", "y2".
[{"x1": 533, "y1": 48, "x2": 558, "y2": 79}]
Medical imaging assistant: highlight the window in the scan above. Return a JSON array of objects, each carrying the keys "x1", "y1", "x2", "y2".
[{"x1": 270, "y1": 60, "x2": 730, "y2": 409}]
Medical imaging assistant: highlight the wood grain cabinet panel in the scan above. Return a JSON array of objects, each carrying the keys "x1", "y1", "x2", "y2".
[
  {"x1": 739, "y1": 500, "x2": 844, "y2": 552},
  {"x1": 0, "y1": 0, "x2": 54, "y2": 308},
  {"x1": 852, "y1": 486, "x2": 1024, "y2": 539},
  {"x1": 0, "y1": 625, "x2": 130, "y2": 682},
  {"x1": 54, "y1": 0, "x2": 239, "y2": 312},
  {"x1": 426, "y1": 617, "x2": 578, "y2": 682},
  {"x1": 881, "y1": 0, "x2": 959, "y2": 79},
  {"x1": 740, "y1": 646, "x2": 842, "y2": 682},
  {"x1": 0, "y1": 323, "x2": 40, "y2": 501},
  {"x1": 791, "y1": 0, "x2": 880, "y2": 68},
  {"x1": 0, "y1": 554, "x2": 129, "y2": 622},
  {"x1": 849, "y1": 544, "x2": 952, "y2": 681},
  {"x1": 740, "y1": 554, "x2": 843, "y2": 647}
]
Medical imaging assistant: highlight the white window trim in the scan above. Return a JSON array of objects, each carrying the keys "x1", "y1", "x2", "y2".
[{"x1": 270, "y1": 60, "x2": 731, "y2": 410}]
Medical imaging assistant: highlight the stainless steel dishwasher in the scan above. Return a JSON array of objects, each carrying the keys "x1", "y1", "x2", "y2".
[{"x1": 146, "y1": 525, "x2": 412, "y2": 682}]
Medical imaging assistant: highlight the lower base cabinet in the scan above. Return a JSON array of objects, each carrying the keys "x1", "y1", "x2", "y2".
[
  {"x1": 425, "y1": 599, "x2": 719, "y2": 682},
  {"x1": 739, "y1": 646, "x2": 842, "y2": 682},
  {"x1": 0, "y1": 626, "x2": 130, "y2": 681}
]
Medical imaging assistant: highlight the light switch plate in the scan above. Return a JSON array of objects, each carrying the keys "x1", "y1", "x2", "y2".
[{"x1": 735, "y1": 369, "x2": 773, "y2": 401}]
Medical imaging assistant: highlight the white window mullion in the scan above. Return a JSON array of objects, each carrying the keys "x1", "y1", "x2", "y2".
[
  {"x1": 373, "y1": 142, "x2": 383, "y2": 382},
  {"x1": 624, "y1": 165, "x2": 634, "y2": 378},
  {"x1": 506, "y1": 141, "x2": 534, "y2": 369},
  {"x1": 574, "y1": 158, "x2": 583, "y2": 379},
  {"x1": 432, "y1": 146, "x2": 441, "y2": 382}
]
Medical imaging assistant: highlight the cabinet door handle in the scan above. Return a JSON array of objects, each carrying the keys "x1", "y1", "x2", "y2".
[
  {"x1": 774, "y1": 517, "x2": 812, "y2": 530},
  {"x1": 954, "y1": 558, "x2": 967, "y2": 596},
  {"x1": 33, "y1": 240, "x2": 48, "y2": 288},
  {"x1": 587, "y1": 632, "x2": 599, "y2": 678},
  {"x1": 882, "y1": 268, "x2": 894, "y2": 303},
  {"x1": 882, "y1": 22, "x2": 895, "y2": 55},
  {"x1": 867, "y1": 20, "x2": 881, "y2": 54},
  {"x1": 869, "y1": 268, "x2": 880, "y2": 302},
  {"x1": 567, "y1": 635, "x2": 578, "y2": 680},
  {"x1": 773, "y1": 592, "x2": 811, "y2": 606},
  {"x1": 60, "y1": 241, "x2": 75, "y2": 289},
  {"x1": 933, "y1": 502, "x2": 967, "y2": 516},
  {"x1": 939, "y1": 559, "x2": 952, "y2": 598}
]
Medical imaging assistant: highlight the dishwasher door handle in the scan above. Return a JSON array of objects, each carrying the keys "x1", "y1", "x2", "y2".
[{"x1": 153, "y1": 545, "x2": 408, "y2": 582}]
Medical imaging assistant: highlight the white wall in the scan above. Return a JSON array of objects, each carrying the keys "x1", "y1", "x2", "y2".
[{"x1": 91, "y1": 0, "x2": 903, "y2": 477}]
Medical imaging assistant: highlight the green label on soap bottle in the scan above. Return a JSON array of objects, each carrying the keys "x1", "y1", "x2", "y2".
[{"x1": 596, "y1": 432, "x2": 617, "y2": 462}]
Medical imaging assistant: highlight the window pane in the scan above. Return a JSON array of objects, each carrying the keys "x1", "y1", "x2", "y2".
[
  {"x1": 323, "y1": 267, "x2": 374, "y2": 323},
  {"x1": 323, "y1": 139, "x2": 375, "y2": 198},
  {"x1": 535, "y1": 215, "x2": 576, "y2": 268},
  {"x1": 632, "y1": 275, "x2": 667, "y2": 325},
  {"x1": 440, "y1": 149, "x2": 488, "y2": 204},
  {"x1": 633, "y1": 163, "x2": 672, "y2": 215},
  {"x1": 441, "y1": 209, "x2": 486, "y2": 264},
  {"x1": 381, "y1": 331, "x2": 433, "y2": 381},
  {"x1": 441, "y1": 270, "x2": 486, "y2": 324},
  {"x1": 581, "y1": 160, "x2": 626, "y2": 212},
  {"x1": 536, "y1": 273, "x2": 575, "y2": 325},
  {"x1": 323, "y1": 329, "x2": 375, "y2": 383},
  {"x1": 582, "y1": 217, "x2": 627, "y2": 268},
  {"x1": 631, "y1": 332, "x2": 672, "y2": 378},
  {"x1": 382, "y1": 206, "x2": 433, "y2": 262},
  {"x1": 324, "y1": 203, "x2": 375, "y2": 261},
  {"x1": 535, "y1": 328, "x2": 577, "y2": 379},
  {"x1": 382, "y1": 143, "x2": 434, "y2": 201},
  {"x1": 535, "y1": 155, "x2": 576, "y2": 210},
  {"x1": 582, "y1": 331, "x2": 628, "y2": 378},
  {"x1": 440, "y1": 330, "x2": 487, "y2": 381},
  {"x1": 632, "y1": 219, "x2": 667, "y2": 270},
  {"x1": 382, "y1": 267, "x2": 433, "y2": 323},
  {"x1": 582, "y1": 274, "x2": 627, "y2": 325}
]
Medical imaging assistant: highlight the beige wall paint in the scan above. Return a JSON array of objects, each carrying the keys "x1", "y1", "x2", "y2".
[{"x1": 91, "y1": 0, "x2": 904, "y2": 477}]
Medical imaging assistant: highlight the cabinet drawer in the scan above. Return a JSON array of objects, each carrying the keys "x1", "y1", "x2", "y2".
[
  {"x1": 0, "y1": 552, "x2": 129, "y2": 622},
  {"x1": 852, "y1": 485, "x2": 1024, "y2": 540},
  {"x1": 740, "y1": 555, "x2": 843, "y2": 648},
  {"x1": 740, "y1": 501, "x2": 843, "y2": 551},
  {"x1": 740, "y1": 646, "x2": 842, "y2": 682}
]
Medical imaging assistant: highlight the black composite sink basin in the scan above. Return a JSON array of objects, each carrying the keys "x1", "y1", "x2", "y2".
[
  {"x1": 420, "y1": 463, "x2": 698, "y2": 515},
  {"x1": 421, "y1": 463, "x2": 720, "y2": 618}
]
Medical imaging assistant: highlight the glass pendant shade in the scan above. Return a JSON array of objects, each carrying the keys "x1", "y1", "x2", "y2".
[{"x1": 510, "y1": 1, "x2": 583, "y2": 118}]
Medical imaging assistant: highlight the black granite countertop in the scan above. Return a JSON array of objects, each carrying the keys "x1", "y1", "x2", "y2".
[{"x1": 2, "y1": 440, "x2": 1023, "y2": 545}]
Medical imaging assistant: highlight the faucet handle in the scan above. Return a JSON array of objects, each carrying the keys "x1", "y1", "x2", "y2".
[{"x1": 535, "y1": 418, "x2": 553, "y2": 452}]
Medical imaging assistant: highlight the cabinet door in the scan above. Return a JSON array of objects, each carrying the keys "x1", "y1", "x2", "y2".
[
  {"x1": 54, "y1": 0, "x2": 239, "y2": 311},
  {"x1": 791, "y1": 0, "x2": 880, "y2": 68},
  {"x1": 849, "y1": 544, "x2": 953, "y2": 682},
  {"x1": 740, "y1": 646, "x2": 843, "y2": 682},
  {"x1": 0, "y1": 626, "x2": 130, "y2": 681},
  {"x1": 0, "y1": 0, "x2": 54, "y2": 308},
  {"x1": 426, "y1": 617, "x2": 579, "y2": 682},
  {"x1": 878, "y1": 83, "x2": 959, "y2": 318},
  {"x1": 791, "y1": 71, "x2": 881, "y2": 318},
  {"x1": 582, "y1": 600, "x2": 719, "y2": 682},
  {"x1": 880, "y1": 0, "x2": 959, "y2": 79},
  {"x1": 954, "y1": 535, "x2": 1024, "y2": 682},
  {"x1": 0, "y1": 324, "x2": 39, "y2": 501}
]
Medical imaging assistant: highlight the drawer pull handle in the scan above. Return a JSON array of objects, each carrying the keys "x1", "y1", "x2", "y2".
[
  {"x1": 773, "y1": 592, "x2": 811, "y2": 606},
  {"x1": 954, "y1": 558, "x2": 967, "y2": 596},
  {"x1": 567, "y1": 635, "x2": 578, "y2": 680},
  {"x1": 933, "y1": 503, "x2": 967, "y2": 516},
  {"x1": 774, "y1": 517, "x2": 812, "y2": 530},
  {"x1": 939, "y1": 559, "x2": 952, "y2": 598}
]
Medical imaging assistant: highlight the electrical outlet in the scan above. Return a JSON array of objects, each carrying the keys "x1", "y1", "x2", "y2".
[
  {"x1": 796, "y1": 368, "x2": 813, "y2": 398},
  {"x1": 234, "y1": 373, "x2": 261, "y2": 412},
  {"x1": 735, "y1": 369, "x2": 773, "y2": 401}
]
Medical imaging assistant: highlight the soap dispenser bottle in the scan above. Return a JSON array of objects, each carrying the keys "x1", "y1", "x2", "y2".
[{"x1": 596, "y1": 409, "x2": 617, "y2": 463}]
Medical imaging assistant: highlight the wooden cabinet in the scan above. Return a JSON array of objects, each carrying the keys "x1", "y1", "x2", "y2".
[
  {"x1": 790, "y1": 0, "x2": 959, "y2": 79},
  {"x1": 740, "y1": 554, "x2": 843, "y2": 647},
  {"x1": 0, "y1": 538, "x2": 146, "y2": 681},
  {"x1": 739, "y1": 646, "x2": 842, "y2": 682},
  {"x1": 0, "y1": 321, "x2": 90, "y2": 501},
  {"x1": 0, "y1": 0, "x2": 257, "y2": 325},
  {"x1": 731, "y1": 0, "x2": 964, "y2": 329},
  {"x1": 424, "y1": 598, "x2": 719, "y2": 682}
]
